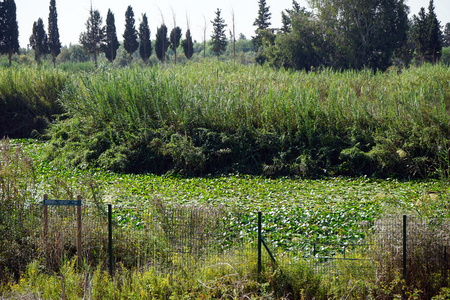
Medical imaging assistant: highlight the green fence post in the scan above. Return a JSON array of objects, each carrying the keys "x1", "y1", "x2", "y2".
[
  {"x1": 258, "y1": 211, "x2": 262, "y2": 276},
  {"x1": 108, "y1": 204, "x2": 113, "y2": 277},
  {"x1": 403, "y1": 214, "x2": 407, "y2": 300}
]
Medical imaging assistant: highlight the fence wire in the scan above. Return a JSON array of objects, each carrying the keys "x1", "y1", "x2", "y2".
[
  {"x1": 2, "y1": 200, "x2": 450, "y2": 288},
  {"x1": 111, "y1": 201, "x2": 247, "y2": 274}
]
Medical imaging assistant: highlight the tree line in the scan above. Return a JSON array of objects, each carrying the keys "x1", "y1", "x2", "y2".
[
  {"x1": 252, "y1": 0, "x2": 449, "y2": 71},
  {"x1": 1, "y1": 0, "x2": 450, "y2": 70}
]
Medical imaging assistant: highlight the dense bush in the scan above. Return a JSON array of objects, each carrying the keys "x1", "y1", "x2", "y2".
[
  {"x1": 1, "y1": 62, "x2": 450, "y2": 177},
  {"x1": 41, "y1": 62, "x2": 450, "y2": 178},
  {"x1": 0, "y1": 67, "x2": 69, "y2": 138}
]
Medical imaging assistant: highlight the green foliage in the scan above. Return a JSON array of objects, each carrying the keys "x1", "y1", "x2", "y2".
[
  {"x1": 441, "y1": 47, "x2": 450, "y2": 65},
  {"x1": 1, "y1": 0, "x2": 19, "y2": 67},
  {"x1": 138, "y1": 13, "x2": 151, "y2": 64},
  {"x1": 0, "y1": 66, "x2": 69, "y2": 137},
  {"x1": 444, "y1": 23, "x2": 450, "y2": 48},
  {"x1": 261, "y1": 11, "x2": 325, "y2": 71},
  {"x1": 412, "y1": 1, "x2": 443, "y2": 64},
  {"x1": 169, "y1": 26, "x2": 182, "y2": 64},
  {"x1": 302, "y1": 0, "x2": 409, "y2": 71},
  {"x1": 103, "y1": 9, "x2": 119, "y2": 63},
  {"x1": 155, "y1": 24, "x2": 169, "y2": 62},
  {"x1": 181, "y1": 29, "x2": 193, "y2": 59},
  {"x1": 38, "y1": 62, "x2": 450, "y2": 178},
  {"x1": 47, "y1": 0, "x2": 61, "y2": 68},
  {"x1": 2, "y1": 138, "x2": 450, "y2": 298},
  {"x1": 123, "y1": 6, "x2": 138, "y2": 65},
  {"x1": 79, "y1": 6, "x2": 104, "y2": 68},
  {"x1": 0, "y1": 139, "x2": 38, "y2": 282},
  {"x1": 29, "y1": 18, "x2": 49, "y2": 64},
  {"x1": 210, "y1": 9, "x2": 228, "y2": 57},
  {"x1": 252, "y1": 0, "x2": 271, "y2": 49}
]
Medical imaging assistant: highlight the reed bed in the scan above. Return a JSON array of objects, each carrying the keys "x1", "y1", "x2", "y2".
[
  {"x1": 57, "y1": 62, "x2": 450, "y2": 135},
  {"x1": 2, "y1": 62, "x2": 449, "y2": 176},
  {"x1": 0, "y1": 66, "x2": 69, "y2": 137}
]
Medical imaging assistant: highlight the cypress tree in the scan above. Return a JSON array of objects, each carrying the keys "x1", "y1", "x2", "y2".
[
  {"x1": 138, "y1": 13, "x2": 152, "y2": 65},
  {"x1": 412, "y1": 8, "x2": 428, "y2": 63},
  {"x1": 48, "y1": 0, "x2": 61, "y2": 68},
  {"x1": 79, "y1": 6, "x2": 104, "y2": 68},
  {"x1": 210, "y1": 8, "x2": 227, "y2": 57},
  {"x1": 104, "y1": 9, "x2": 119, "y2": 63},
  {"x1": 412, "y1": 1, "x2": 443, "y2": 64},
  {"x1": 181, "y1": 29, "x2": 194, "y2": 59},
  {"x1": 0, "y1": 2, "x2": 4, "y2": 50},
  {"x1": 169, "y1": 26, "x2": 182, "y2": 64},
  {"x1": 155, "y1": 24, "x2": 169, "y2": 62},
  {"x1": 426, "y1": 0, "x2": 442, "y2": 63},
  {"x1": 444, "y1": 23, "x2": 450, "y2": 48},
  {"x1": 123, "y1": 5, "x2": 139, "y2": 66},
  {"x1": 1, "y1": 0, "x2": 19, "y2": 67},
  {"x1": 29, "y1": 18, "x2": 49, "y2": 64},
  {"x1": 252, "y1": 0, "x2": 271, "y2": 48}
]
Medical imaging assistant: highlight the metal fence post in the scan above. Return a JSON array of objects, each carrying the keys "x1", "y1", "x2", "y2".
[
  {"x1": 43, "y1": 194, "x2": 48, "y2": 251},
  {"x1": 108, "y1": 204, "x2": 113, "y2": 277},
  {"x1": 258, "y1": 211, "x2": 262, "y2": 275},
  {"x1": 403, "y1": 214, "x2": 407, "y2": 299},
  {"x1": 77, "y1": 195, "x2": 82, "y2": 268}
]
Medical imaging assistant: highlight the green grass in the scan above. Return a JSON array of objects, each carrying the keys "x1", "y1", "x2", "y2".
[
  {"x1": 1, "y1": 62, "x2": 450, "y2": 176},
  {"x1": 35, "y1": 61, "x2": 450, "y2": 177},
  {"x1": 0, "y1": 66, "x2": 69, "y2": 137}
]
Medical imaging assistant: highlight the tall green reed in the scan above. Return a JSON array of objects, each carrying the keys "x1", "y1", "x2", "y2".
[{"x1": 58, "y1": 62, "x2": 450, "y2": 137}]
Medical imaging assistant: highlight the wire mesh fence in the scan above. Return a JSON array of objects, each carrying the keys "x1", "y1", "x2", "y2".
[
  {"x1": 111, "y1": 200, "x2": 248, "y2": 274},
  {"x1": 256, "y1": 213, "x2": 450, "y2": 288},
  {"x1": 2, "y1": 197, "x2": 450, "y2": 291}
]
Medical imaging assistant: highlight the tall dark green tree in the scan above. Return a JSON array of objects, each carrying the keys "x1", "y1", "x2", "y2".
[
  {"x1": 426, "y1": 0, "x2": 442, "y2": 63},
  {"x1": 29, "y1": 18, "x2": 48, "y2": 64},
  {"x1": 1, "y1": 0, "x2": 19, "y2": 67},
  {"x1": 444, "y1": 23, "x2": 450, "y2": 47},
  {"x1": 0, "y1": 2, "x2": 5, "y2": 50},
  {"x1": 155, "y1": 24, "x2": 169, "y2": 62},
  {"x1": 79, "y1": 6, "x2": 105, "y2": 68},
  {"x1": 412, "y1": 0, "x2": 443, "y2": 63},
  {"x1": 138, "y1": 13, "x2": 152, "y2": 65},
  {"x1": 169, "y1": 26, "x2": 182, "y2": 64},
  {"x1": 182, "y1": 29, "x2": 194, "y2": 59},
  {"x1": 308, "y1": 0, "x2": 409, "y2": 70},
  {"x1": 123, "y1": 5, "x2": 139, "y2": 65},
  {"x1": 252, "y1": 0, "x2": 271, "y2": 48},
  {"x1": 48, "y1": 0, "x2": 61, "y2": 68},
  {"x1": 262, "y1": 10, "x2": 324, "y2": 71},
  {"x1": 103, "y1": 9, "x2": 119, "y2": 63},
  {"x1": 210, "y1": 8, "x2": 227, "y2": 57},
  {"x1": 280, "y1": 1, "x2": 305, "y2": 34},
  {"x1": 412, "y1": 8, "x2": 428, "y2": 63}
]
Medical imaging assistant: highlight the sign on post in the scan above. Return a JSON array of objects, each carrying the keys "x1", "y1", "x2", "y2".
[{"x1": 43, "y1": 194, "x2": 82, "y2": 268}]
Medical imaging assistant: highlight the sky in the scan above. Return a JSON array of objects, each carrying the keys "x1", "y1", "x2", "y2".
[{"x1": 15, "y1": 0, "x2": 450, "y2": 49}]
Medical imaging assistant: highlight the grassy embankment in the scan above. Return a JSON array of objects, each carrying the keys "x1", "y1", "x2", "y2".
[
  {"x1": 42, "y1": 62, "x2": 450, "y2": 177},
  {"x1": 2, "y1": 62, "x2": 450, "y2": 178}
]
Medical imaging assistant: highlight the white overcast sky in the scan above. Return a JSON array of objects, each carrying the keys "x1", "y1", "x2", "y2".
[{"x1": 15, "y1": 0, "x2": 450, "y2": 48}]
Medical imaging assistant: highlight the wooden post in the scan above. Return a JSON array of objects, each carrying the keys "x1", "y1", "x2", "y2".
[{"x1": 77, "y1": 195, "x2": 82, "y2": 268}]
